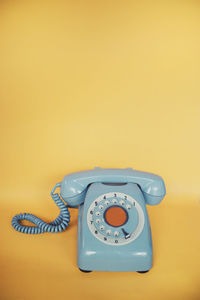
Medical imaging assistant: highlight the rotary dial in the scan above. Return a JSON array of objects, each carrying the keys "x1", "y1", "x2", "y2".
[{"x1": 87, "y1": 192, "x2": 144, "y2": 246}]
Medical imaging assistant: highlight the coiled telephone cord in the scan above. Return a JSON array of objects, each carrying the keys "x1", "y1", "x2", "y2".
[{"x1": 11, "y1": 183, "x2": 70, "y2": 234}]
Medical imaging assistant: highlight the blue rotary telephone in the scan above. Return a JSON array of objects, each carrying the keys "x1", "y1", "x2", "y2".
[{"x1": 12, "y1": 168, "x2": 166, "y2": 273}]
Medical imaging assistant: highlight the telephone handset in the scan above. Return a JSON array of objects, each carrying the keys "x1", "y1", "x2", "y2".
[
  {"x1": 12, "y1": 168, "x2": 166, "y2": 272},
  {"x1": 60, "y1": 167, "x2": 165, "y2": 206}
]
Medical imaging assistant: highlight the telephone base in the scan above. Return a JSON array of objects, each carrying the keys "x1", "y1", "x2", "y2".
[{"x1": 77, "y1": 182, "x2": 154, "y2": 273}]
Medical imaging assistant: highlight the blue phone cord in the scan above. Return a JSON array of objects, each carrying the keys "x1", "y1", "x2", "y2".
[{"x1": 11, "y1": 183, "x2": 70, "y2": 234}]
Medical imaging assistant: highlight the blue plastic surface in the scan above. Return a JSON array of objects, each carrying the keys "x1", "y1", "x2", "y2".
[
  {"x1": 77, "y1": 182, "x2": 153, "y2": 271},
  {"x1": 60, "y1": 167, "x2": 166, "y2": 206}
]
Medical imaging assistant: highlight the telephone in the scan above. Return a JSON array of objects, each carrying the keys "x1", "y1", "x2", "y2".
[{"x1": 12, "y1": 167, "x2": 166, "y2": 273}]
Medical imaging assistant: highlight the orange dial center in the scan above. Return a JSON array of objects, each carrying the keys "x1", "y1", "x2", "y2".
[{"x1": 104, "y1": 206, "x2": 128, "y2": 227}]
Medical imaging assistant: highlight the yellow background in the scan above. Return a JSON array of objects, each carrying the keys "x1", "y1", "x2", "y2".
[{"x1": 0, "y1": 0, "x2": 200, "y2": 299}]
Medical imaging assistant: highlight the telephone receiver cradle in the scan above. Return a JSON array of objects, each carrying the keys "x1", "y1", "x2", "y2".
[
  {"x1": 12, "y1": 167, "x2": 166, "y2": 272},
  {"x1": 60, "y1": 167, "x2": 166, "y2": 207}
]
